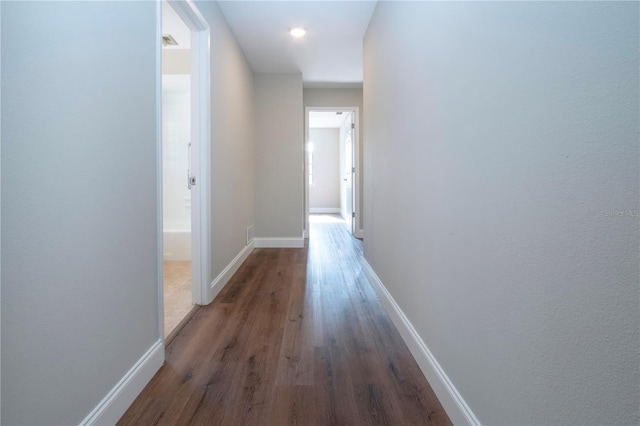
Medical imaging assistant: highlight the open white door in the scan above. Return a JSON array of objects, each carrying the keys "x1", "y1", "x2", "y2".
[
  {"x1": 343, "y1": 113, "x2": 355, "y2": 234},
  {"x1": 344, "y1": 112, "x2": 356, "y2": 235}
]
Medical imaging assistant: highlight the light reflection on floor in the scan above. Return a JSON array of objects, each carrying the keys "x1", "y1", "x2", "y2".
[
  {"x1": 309, "y1": 213, "x2": 351, "y2": 239},
  {"x1": 309, "y1": 213, "x2": 348, "y2": 223}
]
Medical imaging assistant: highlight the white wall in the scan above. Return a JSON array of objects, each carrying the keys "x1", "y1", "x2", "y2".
[
  {"x1": 303, "y1": 88, "x2": 363, "y2": 232},
  {"x1": 162, "y1": 75, "x2": 191, "y2": 260},
  {"x1": 194, "y1": 1, "x2": 256, "y2": 293},
  {"x1": 364, "y1": 2, "x2": 639, "y2": 425},
  {"x1": 162, "y1": 49, "x2": 191, "y2": 75},
  {"x1": 254, "y1": 73, "x2": 304, "y2": 240},
  {"x1": 1, "y1": 2, "x2": 159, "y2": 424},
  {"x1": 309, "y1": 128, "x2": 340, "y2": 210}
]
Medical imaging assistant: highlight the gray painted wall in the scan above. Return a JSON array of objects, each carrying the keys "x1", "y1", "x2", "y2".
[
  {"x1": 1, "y1": 2, "x2": 159, "y2": 424},
  {"x1": 196, "y1": 1, "x2": 256, "y2": 290},
  {"x1": 254, "y1": 73, "x2": 304, "y2": 239},
  {"x1": 309, "y1": 128, "x2": 340, "y2": 209},
  {"x1": 303, "y1": 88, "x2": 364, "y2": 232},
  {"x1": 364, "y1": 2, "x2": 639, "y2": 425},
  {"x1": 1, "y1": 0, "x2": 259, "y2": 422}
]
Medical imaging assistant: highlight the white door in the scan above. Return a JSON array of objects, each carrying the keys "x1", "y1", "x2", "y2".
[{"x1": 345, "y1": 112, "x2": 355, "y2": 235}]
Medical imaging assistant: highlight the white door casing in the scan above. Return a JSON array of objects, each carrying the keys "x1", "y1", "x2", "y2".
[
  {"x1": 304, "y1": 107, "x2": 360, "y2": 239},
  {"x1": 158, "y1": 0, "x2": 211, "y2": 340}
]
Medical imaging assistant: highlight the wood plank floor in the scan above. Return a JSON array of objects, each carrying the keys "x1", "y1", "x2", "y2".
[{"x1": 119, "y1": 214, "x2": 451, "y2": 426}]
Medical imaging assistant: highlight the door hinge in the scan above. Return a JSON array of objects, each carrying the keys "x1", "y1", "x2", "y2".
[
  {"x1": 351, "y1": 122, "x2": 355, "y2": 129},
  {"x1": 352, "y1": 167, "x2": 355, "y2": 173},
  {"x1": 188, "y1": 175, "x2": 196, "y2": 189},
  {"x1": 352, "y1": 212, "x2": 355, "y2": 218}
]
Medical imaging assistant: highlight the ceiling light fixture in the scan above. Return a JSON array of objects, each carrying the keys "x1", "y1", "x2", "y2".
[{"x1": 289, "y1": 27, "x2": 306, "y2": 38}]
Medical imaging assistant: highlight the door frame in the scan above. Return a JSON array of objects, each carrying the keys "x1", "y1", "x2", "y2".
[
  {"x1": 157, "y1": 0, "x2": 211, "y2": 340},
  {"x1": 304, "y1": 107, "x2": 361, "y2": 238}
]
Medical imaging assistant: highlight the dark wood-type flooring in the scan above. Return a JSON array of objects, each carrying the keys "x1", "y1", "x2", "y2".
[{"x1": 119, "y1": 215, "x2": 451, "y2": 425}]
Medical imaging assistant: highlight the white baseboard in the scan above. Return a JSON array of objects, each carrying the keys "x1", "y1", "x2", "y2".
[
  {"x1": 210, "y1": 241, "x2": 255, "y2": 302},
  {"x1": 80, "y1": 339, "x2": 164, "y2": 426},
  {"x1": 310, "y1": 207, "x2": 341, "y2": 214},
  {"x1": 254, "y1": 237, "x2": 304, "y2": 248},
  {"x1": 355, "y1": 229, "x2": 364, "y2": 239},
  {"x1": 360, "y1": 259, "x2": 480, "y2": 426}
]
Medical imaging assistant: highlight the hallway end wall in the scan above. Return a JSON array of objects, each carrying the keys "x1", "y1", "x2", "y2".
[
  {"x1": 309, "y1": 128, "x2": 340, "y2": 210},
  {"x1": 363, "y1": 2, "x2": 639, "y2": 425}
]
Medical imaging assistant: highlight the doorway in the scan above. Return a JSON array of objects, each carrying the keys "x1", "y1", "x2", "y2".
[
  {"x1": 161, "y1": 1, "x2": 194, "y2": 340},
  {"x1": 159, "y1": 0, "x2": 211, "y2": 343},
  {"x1": 305, "y1": 108, "x2": 360, "y2": 238}
]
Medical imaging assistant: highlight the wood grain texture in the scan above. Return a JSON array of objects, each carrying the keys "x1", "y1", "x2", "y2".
[{"x1": 119, "y1": 215, "x2": 451, "y2": 426}]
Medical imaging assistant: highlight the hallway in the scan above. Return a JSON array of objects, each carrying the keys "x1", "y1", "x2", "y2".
[{"x1": 119, "y1": 215, "x2": 450, "y2": 425}]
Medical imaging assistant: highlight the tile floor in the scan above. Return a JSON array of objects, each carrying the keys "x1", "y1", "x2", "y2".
[{"x1": 163, "y1": 260, "x2": 193, "y2": 338}]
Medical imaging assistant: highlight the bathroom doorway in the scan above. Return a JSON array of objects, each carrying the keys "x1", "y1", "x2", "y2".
[{"x1": 161, "y1": 1, "x2": 195, "y2": 341}]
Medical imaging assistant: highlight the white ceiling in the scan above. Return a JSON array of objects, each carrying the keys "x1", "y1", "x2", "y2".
[
  {"x1": 309, "y1": 111, "x2": 348, "y2": 128},
  {"x1": 217, "y1": 1, "x2": 377, "y2": 86}
]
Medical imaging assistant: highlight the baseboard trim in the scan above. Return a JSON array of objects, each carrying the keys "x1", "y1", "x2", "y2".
[
  {"x1": 361, "y1": 259, "x2": 481, "y2": 426},
  {"x1": 80, "y1": 339, "x2": 164, "y2": 426},
  {"x1": 310, "y1": 207, "x2": 341, "y2": 214},
  {"x1": 254, "y1": 237, "x2": 304, "y2": 248},
  {"x1": 355, "y1": 229, "x2": 364, "y2": 239},
  {"x1": 210, "y1": 241, "x2": 255, "y2": 302}
]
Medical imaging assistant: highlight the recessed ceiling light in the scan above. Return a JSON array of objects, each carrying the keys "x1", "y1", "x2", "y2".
[{"x1": 289, "y1": 27, "x2": 306, "y2": 38}]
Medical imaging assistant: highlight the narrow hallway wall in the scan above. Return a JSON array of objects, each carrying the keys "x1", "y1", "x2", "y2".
[
  {"x1": 1, "y1": 2, "x2": 159, "y2": 423},
  {"x1": 363, "y1": 2, "x2": 639, "y2": 424},
  {"x1": 195, "y1": 1, "x2": 256, "y2": 294},
  {"x1": 254, "y1": 73, "x2": 304, "y2": 244}
]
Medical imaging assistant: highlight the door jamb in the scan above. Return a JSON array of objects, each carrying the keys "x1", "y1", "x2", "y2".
[
  {"x1": 157, "y1": 0, "x2": 211, "y2": 340},
  {"x1": 304, "y1": 106, "x2": 360, "y2": 238}
]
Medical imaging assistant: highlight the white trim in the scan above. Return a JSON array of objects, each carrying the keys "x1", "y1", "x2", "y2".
[
  {"x1": 155, "y1": 0, "x2": 165, "y2": 341},
  {"x1": 254, "y1": 237, "x2": 304, "y2": 248},
  {"x1": 167, "y1": 0, "x2": 211, "y2": 306},
  {"x1": 310, "y1": 207, "x2": 341, "y2": 214},
  {"x1": 0, "y1": 1, "x2": 4, "y2": 420},
  {"x1": 80, "y1": 340, "x2": 164, "y2": 426},
  {"x1": 355, "y1": 229, "x2": 364, "y2": 239},
  {"x1": 209, "y1": 241, "x2": 255, "y2": 303},
  {"x1": 304, "y1": 108, "x2": 310, "y2": 240},
  {"x1": 360, "y1": 259, "x2": 481, "y2": 426},
  {"x1": 304, "y1": 106, "x2": 361, "y2": 240}
]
